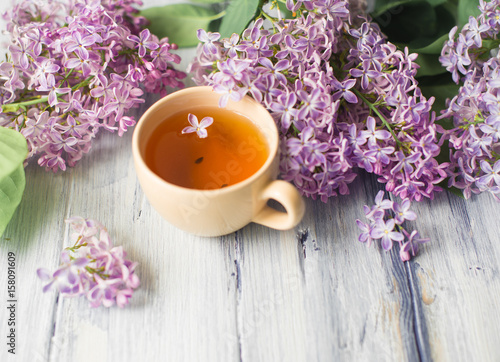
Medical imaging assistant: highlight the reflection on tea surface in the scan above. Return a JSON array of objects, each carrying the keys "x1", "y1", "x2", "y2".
[{"x1": 145, "y1": 107, "x2": 269, "y2": 190}]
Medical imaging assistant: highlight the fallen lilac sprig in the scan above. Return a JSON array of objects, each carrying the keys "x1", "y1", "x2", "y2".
[
  {"x1": 356, "y1": 191, "x2": 429, "y2": 261},
  {"x1": 37, "y1": 217, "x2": 140, "y2": 308}
]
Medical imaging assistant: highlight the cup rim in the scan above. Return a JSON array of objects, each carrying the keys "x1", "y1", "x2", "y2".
[{"x1": 132, "y1": 86, "x2": 279, "y2": 194}]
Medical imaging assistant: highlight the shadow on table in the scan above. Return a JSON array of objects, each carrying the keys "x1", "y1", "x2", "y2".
[{"x1": 1, "y1": 163, "x2": 72, "y2": 252}]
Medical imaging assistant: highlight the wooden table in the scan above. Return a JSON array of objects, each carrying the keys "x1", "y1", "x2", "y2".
[{"x1": 1, "y1": 1, "x2": 500, "y2": 361}]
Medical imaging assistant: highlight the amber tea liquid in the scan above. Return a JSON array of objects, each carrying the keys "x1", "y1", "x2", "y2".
[{"x1": 145, "y1": 107, "x2": 269, "y2": 190}]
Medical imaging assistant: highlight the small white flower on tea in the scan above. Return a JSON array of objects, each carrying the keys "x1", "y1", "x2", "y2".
[{"x1": 182, "y1": 113, "x2": 213, "y2": 138}]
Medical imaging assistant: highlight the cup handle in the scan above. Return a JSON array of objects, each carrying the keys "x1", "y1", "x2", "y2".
[{"x1": 251, "y1": 180, "x2": 305, "y2": 230}]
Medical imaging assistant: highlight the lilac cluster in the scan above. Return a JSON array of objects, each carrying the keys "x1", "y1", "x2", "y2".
[
  {"x1": 356, "y1": 191, "x2": 429, "y2": 261},
  {"x1": 188, "y1": 0, "x2": 447, "y2": 203},
  {"x1": 37, "y1": 216, "x2": 140, "y2": 308},
  {"x1": 439, "y1": 0, "x2": 500, "y2": 201},
  {"x1": 0, "y1": 0, "x2": 185, "y2": 172}
]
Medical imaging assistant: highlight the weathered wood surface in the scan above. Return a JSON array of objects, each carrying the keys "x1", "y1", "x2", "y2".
[{"x1": 1, "y1": 1, "x2": 500, "y2": 361}]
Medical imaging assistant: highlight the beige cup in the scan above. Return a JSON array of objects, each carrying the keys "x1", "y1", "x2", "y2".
[{"x1": 132, "y1": 86, "x2": 305, "y2": 236}]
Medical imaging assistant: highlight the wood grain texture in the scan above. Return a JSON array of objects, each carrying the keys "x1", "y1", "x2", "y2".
[{"x1": 1, "y1": 0, "x2": 500, "y2": 361}]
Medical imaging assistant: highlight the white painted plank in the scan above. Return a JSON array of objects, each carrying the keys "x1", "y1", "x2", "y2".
[
  {"x1": 0, "y1": 165, "x2": 71, "y2": 362},
  {"x1": 234, "y1": 176, "x2": 414, "y2": 362},
  {"x1": 408, "y1": 191, "x2": 500, "y2": 362},
  {"x1": 43, "y1": 105, "x2": 241, "y2": 362}
]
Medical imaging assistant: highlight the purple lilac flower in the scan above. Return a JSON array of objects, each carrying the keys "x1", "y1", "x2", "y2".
[
  {"x1": 357, "y1": 116, "x2": 391, "y2": 146},
  {"x1": 439, "y1": 0, "x2": 500, "y2": 202},
  {"x1": 37, "y1": 217, "x2": 140, "y2": 308},
  {"x1": 332, "y1": 79, "x2": 358, "y2": 104},
  {"x1": 128, "y1": 29, "x2": 159, "y2": 58},
  {"x1": 188, "y1": 0, "x2": 447, "y2": 204},
  {"x1": 35, "y1": 73, "x2": 71, "y2": 107},
  {"x1": 402, "y1": 230, "x2": 430, "y2": 257},
  {"x1": 182, "y1": 113, "x2": 214, "y2": 138},
  {"x1": 64, "y1": 31, "x2": 96, "y2": 59},
  {"x1": 270, "y1": 92, "x2": 297, "y2": 131},
  {"x1": 356, "y1": 219, "x2": 374, "y2": 246},
  {"x1": 356, "y1": 191, "x2": 428, "y2": 260},
  {"x1": 197, "y1": 29, "x2": 220, "y2": 55},
  {"x1": 0, "y1": 0, "x2": 186, "y2": 172},
  {"x1": 392, "y1": 198, "x2": 417, "y2": 224},
  {"x1": 366, "y1": 190, "x2": 393, "y2": 218},
  {"x1": 477, "y1": 160, "x2": 500, "y2": 189},
  {"x1": 371, "y1": 218, "x2": 404, "y2": 251}
]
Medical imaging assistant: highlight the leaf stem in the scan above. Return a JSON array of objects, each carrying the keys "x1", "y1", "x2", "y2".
[
  {"x1": 260, "y1": 10, "x2": 277, "y2": 30},
  {"x1": 1, "y1": 76, "x2": 94, "y2": 113},
  {"x1": 353, "y1": 88, "x2": 402, "y2": 147},
  {"x1": 208, "y1": 10, "x2": 226, "y2": 21}
]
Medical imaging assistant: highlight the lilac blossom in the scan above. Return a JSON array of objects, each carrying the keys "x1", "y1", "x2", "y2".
[
  {"x1": 358, "y1": 116, "x2": 391, "y2": 147},
  {"x1": 332, "y1": 79, "x2": 358, "y2": 104},
  {"x1": 356, "y1": 219, "x2": 374, "y2": 247},
  {"x1": 197, "y1": 29, "x2": 220, "y2": 55},
  {"x1": 270, "y1": 92, "x2": 297, "y2": 131},
  {"x1": 356, "y1": 191, "x2": 428, "y2": 260},
  {"x1": 128, "y1": 29, "x2": 159, "y2": 58},
  {"x1": 371, "y1": 218, "x2": 404, "y2": 251},
  {"x1": 392, "y1": 198, "x2": 417, "y2": 224},
  {"x1": 401, "y1": 230, "x2": 430, "y2": 260},
  {"x1": 37, "y1": 217, "x2": 140, "y2": 308},
  {"x1": 64, "y1": 31, "x2": 96, "y2": 59},
  {"x1": 477, "y1": 160, "x2": 500, "y2": 189},
  {"x1": 439, "y1": 0, "x2": 500, "y2": 202},
  {"x1": 188, "y1": 0, "x2": 447, "y2": 205},
  {"x1": 0, "y1": 0, "x2": 186, "y2": 172},
  {"x1": 182, "y1": 113, "x2": 214, "y2": 138}
]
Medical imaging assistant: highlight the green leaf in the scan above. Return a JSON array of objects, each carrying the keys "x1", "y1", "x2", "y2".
[
  {"x1": 372, "y1": 2, "x2": 456, "y2": 70},
  {"x1": 415, "y1": 53, "x2": 447, "y2": 77},
  {"x1": 438, "y1": 177, "x2": 466, "y2": 199},
  {"x1": 447, "y1": 186, "x2": 466, "y2": 199},
  {"x1": 374, "y1": 2, "x2": 438, "y2": 43},
  {"x1": 375, "y1": 2, "x2": 457, "y2": 46},
  {"x1": 140, "y1": 4, "x2": 224, "y2": 48},
  {"x1": 0, "y1": 165, "x2": 25, "y2": 237},
  {"x1": 407, "y1": 33, "x2": 449, "y2": 54},
  {"x1": 371, "y1": 0, "x2": 411, "y2": 19},
  {"x1": 218, "y1": 0, "x2": 260, "y2": 38},
  {"x1": 458, "y1": 0, "x2": 481, "y2": 27},
  {"x1": 0, "y1": 127, "x2": 28, "y2": 237},
  {"x1": 189, "y1": 0, "x2": 226, "y2": 3},
  {"x1": 371, "y1": 0, "x2": 446, "y2": 19},
  {"x1": 419, "y1": 74, "x2": 460, "y2": 113},
  {"x1": 266, "y1": 1, "x2": 296, "y2": 20},
  {"x1": 0, "y1": 127, "x2": 27, "y2": 181}
]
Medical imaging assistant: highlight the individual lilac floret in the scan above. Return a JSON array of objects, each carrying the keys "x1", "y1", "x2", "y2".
[
  {"x1": 356, "y1": 219, "x2": 374, "y2": 247},
  {"x1": 128, "y1": 29, "x2": 159, "y2": 58},
  {"x1": 371, "y1": 218, "x2": 404, "y2": 251},
  {"x1": 392, "y1": 199, "x2": 417, "y2": 224},
  {"x1": 366, "y1": 189, "x2": 393, "y2": 218},
  {"x1": 356, "y1": 191, "x2": 428, "y2": 261},
  {"x1": 400, "y1": 230, "x2": 430, "y2": 261},
  {"x1": 37, "y1": 217, "x2": 140, "y2": 308},
  {"x1": 182, "y1": 113, "x2": 214, "y2": 139}
]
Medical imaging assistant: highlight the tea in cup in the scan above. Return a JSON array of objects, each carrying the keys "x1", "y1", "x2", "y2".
[{"x1": 132, "y1": 86, "x2": 305, "y2": 236}]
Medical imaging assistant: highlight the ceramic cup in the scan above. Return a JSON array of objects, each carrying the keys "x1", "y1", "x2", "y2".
[{"x1": 132, "y1": 86, "x2": 305, "y2": 236}]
